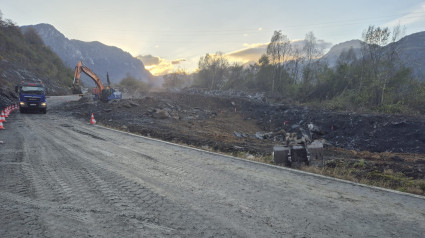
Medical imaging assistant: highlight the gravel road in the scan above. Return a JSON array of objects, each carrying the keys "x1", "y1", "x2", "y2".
[{"x1": 0, "y1": 96, "x2": 424, "y2": 237}]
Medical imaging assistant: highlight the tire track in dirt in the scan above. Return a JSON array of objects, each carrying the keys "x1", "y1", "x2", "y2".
[
  {"x1": 0, "y1": 114, "x2": 46, "y2": 237},
  {"x1": 24, "y1": 116, "x2": 175, "y2": 237},
  {"x1": 18, "y1": 115, "x2": 104, "y2": 237},
  {"x1": 2, "y1": 105, "x2": 425, "y2": 237},
  {"x1": 47, "y1": 114, "x2": 425, "y2": 237},
  {"x1": 21, "y1": 113, "x2": 241, "y2": 237}
]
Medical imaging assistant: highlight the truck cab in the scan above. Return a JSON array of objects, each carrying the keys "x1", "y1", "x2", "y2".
[{"x1": 16, "y1": 82, "x2": 47, "y2": 114}]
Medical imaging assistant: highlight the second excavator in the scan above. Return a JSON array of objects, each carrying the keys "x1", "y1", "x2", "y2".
[{"x1": 73, "y1": 61, "x2": 122, "y2": 101}]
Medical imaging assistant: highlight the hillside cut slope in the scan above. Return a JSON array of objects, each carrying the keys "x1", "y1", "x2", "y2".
[{"x1": 0, "y1": 19, "x2": 73, "y2": 108}]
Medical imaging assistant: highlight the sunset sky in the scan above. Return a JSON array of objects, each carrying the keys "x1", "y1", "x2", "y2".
[{"x1": 1, "y1": 0, "x2": 425, "y2": 75}]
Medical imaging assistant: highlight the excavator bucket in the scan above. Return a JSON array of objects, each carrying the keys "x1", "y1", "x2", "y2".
[{"x1": 72, "y1": 86, "x2": 82, "y2": 94}]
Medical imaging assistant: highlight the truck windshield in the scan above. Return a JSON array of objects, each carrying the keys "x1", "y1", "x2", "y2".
[{"x1": 21, "y1": 86, "x2": 44, "y2": 95}]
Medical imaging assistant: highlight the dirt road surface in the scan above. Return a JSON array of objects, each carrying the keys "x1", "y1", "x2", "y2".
[{"x1": 1, "y1": 96, "x2": 424, "y2": 237}]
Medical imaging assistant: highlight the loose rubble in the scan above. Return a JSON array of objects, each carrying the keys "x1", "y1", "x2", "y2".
[
  {"x1": 57, "y1": 91, "x2": 425, "y2": 188},
  {"x1": 63, "y1": 91, "x2": 425, "y2": 155}
]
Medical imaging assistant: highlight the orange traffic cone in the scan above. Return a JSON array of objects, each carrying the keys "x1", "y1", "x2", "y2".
[
  {"x1": 0, "y1": 121, "x2": 5, "y2": 129},
  {"x1": 0, "y1": 111, "x2": 5, "y2": 123},
  {"x1": 90, "y1": 113, "x2": 96, "y2": 125},
  {"x1": 6, "y1": 106, "x2": 11, "y2": 117}
]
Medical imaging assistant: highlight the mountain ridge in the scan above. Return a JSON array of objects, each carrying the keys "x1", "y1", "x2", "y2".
[
  {"x1": 322, "y1": 32, "x2": 425, "y2": 80},
  {"x1": 21, "y1": 23, "x2": 152, "y2": 86}
]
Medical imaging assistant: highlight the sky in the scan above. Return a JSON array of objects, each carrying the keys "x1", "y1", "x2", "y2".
[{"x1": 1, "y1": 0, "x2": 425, "y2": 75}]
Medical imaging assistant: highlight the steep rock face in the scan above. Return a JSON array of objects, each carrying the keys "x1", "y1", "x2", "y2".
[{"x1": 21, "y1": 24, "x2": 151, "y2": 86}]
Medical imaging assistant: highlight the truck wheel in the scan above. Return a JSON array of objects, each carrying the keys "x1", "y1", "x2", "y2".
[
  {"x1": 19, "y1": 108, "x2": 25, "y2": 113},
  {"x1": 41, "y1": 108, "x2": 47, "y2": 114}
]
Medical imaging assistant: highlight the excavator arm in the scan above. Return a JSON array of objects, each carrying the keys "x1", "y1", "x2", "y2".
[
  {"x1": 73, "y1": 61, "x2": 105, "y2": 98},
  {"x1": 73, "y1": 61, "x2": 122, "y2": 101}
]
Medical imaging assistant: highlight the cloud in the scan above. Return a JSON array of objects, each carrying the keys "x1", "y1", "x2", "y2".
[
  {"x1": 225, "y1": 39, "x2": 333, "y2": 64},
  {"x1": 317, "y1": 39, "x2": 333, "y2": 50},
  {"x1": 226, "y1": 43, "x2": 268, "y2": 63},
  {"x1": 385, "y1": 3, "x2": 425, "y2": 27},
  {"x1": 137, "y1": 55, "x2": 186, "y2": 76},
  {"x1": 138, "y1": 38, "x2": 333, "y2": 75},
  {"x1": 171, "y1": 58, "x2": 186, "y2": 65},
  {"x1": 137, "y1": 55, "x2": 160, "y2": 66}
]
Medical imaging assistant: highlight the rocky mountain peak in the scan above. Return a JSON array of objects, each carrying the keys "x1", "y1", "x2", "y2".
[{"x1": 21, "y1": 23, "x2": 151, "y2": 86}]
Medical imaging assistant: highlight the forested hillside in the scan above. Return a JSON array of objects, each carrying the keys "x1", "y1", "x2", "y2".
[
  {"x1": 0, "y1": 16, "x2": 73, "y2": 108},
  {"x1": 189, "y1": 27, "x2": 425, "y2": 114}
]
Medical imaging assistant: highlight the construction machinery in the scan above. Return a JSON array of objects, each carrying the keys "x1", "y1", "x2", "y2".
[
  {"x1": 73, "y1": 61, "x2": 122, "y2": 101},
  {"x1": 16, "y1": 81, "x2": 47, "y2": 114}
]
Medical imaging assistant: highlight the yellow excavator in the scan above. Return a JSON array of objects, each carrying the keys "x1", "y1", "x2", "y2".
[{"x1": 73, "y1": 61, "x2": 122, "y2": 101}]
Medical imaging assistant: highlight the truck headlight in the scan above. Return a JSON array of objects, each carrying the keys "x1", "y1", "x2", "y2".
[
  {"x1": 41, "y1": 102, "x2": 47, "y2": 107},
  {"x1": 20, "y1": 102, "x2": 26, "y2": 106}
]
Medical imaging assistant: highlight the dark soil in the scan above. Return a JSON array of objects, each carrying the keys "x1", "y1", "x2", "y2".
[{"x1": 60, "y1": 91, "x2": 425, "y2": 190}]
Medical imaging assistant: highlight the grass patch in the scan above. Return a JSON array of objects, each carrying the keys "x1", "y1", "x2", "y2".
[
  {"x1": 96, "y1": 123, "x2": 425, "y2": 196},
  {"x1": 301, "y1": 160, "x2": 425, "y2": 196}
]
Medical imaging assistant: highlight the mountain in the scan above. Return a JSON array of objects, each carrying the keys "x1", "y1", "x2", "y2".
[
  {"x1": 21, "y1": 24, "x2": 152, "y2": 86},
  {"x1": 0, "y1": 20, "x2": 73, "y2": 108},
  {"x1": 321, "y1": 40, "x2": 362, "y2": 66},
  {"x1": 322, "y1": 32, "x2": 425, "y2": 80},
  {"x1": 396, "y1": 31, "x2": 425, "y2": 80}
]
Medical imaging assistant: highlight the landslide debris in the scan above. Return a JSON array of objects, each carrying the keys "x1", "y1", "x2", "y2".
[
  {"x1": 60, "y1": 91, "x2": 425, "y2": 195},
  {"x1": 65, "y1": 91, "x2": 425, "y2": 154}
]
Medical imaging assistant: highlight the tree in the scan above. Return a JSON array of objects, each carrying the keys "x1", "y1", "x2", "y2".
[
  {"x1": 197, "y1": 52, "x2": 229, "y2": 90},
  {"x1": 256, "y1": 54, "x2": 273, "y2": 91},
  {"x1": 119, "y1": 74, "x2": 149, "y2": 92},
  {"x1": 361, "y1": 25, "x2": 405, "y2": 105},
  {"x1": 24, "y1": 27, "x2": 44, "y2": 47},
  {"x1": 223, "y1": 63, "x2": 246, "y2": 90},
  {"x1": 303, "y1": 32, "x2": 320, "y2": 66},
  {"x1": 300, "y1": 31, "x2": 324, "y2": 96},
  {"x1": 287, "y1": 46, "x2": 303, "y2": 84},
  {"x1": 266, "y1": 30, "x2": 292, "y2": 93},
  {"x1": 163, "y1": 69, "x2": 188, "y2": 89}
]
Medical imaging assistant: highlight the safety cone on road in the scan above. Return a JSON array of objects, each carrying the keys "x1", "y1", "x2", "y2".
[
  {"x1": 0, "y1": 111, "x2": 5, "y2": 122},
  {"x1": 0, "y1": 111, "x2": 5, "y2": 123},
  {"x1": 90, "y1": 113, "x2": 96, "y2": 125},
  {"x1": 0, "y1": 121, "x2": 5, "y2": 129},
  {"x1": 6, "y1": 106, "x2": 11, "y2": 117}
]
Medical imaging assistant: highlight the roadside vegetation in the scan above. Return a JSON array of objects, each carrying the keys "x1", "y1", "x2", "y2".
[
  {"x1": 118, "y1": 74, "x2": 150, "y2": 93},
  {"x1": 165, "y1": 26, "x2": 425, "y2": 115},
  {"x1": 300, "y1": 156, "x2": 425, "y2": 196},
  {"x1": 228, "y1": 148, "x2": 425, "y2": 196},
  {"x1": 0, "y1": 13, "x2": 73, "y2": 89}
]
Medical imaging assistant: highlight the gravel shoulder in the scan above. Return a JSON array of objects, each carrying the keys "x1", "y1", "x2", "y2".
[{"x1": 0, "y1": 96, "x2": 424, "y2": 237}]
